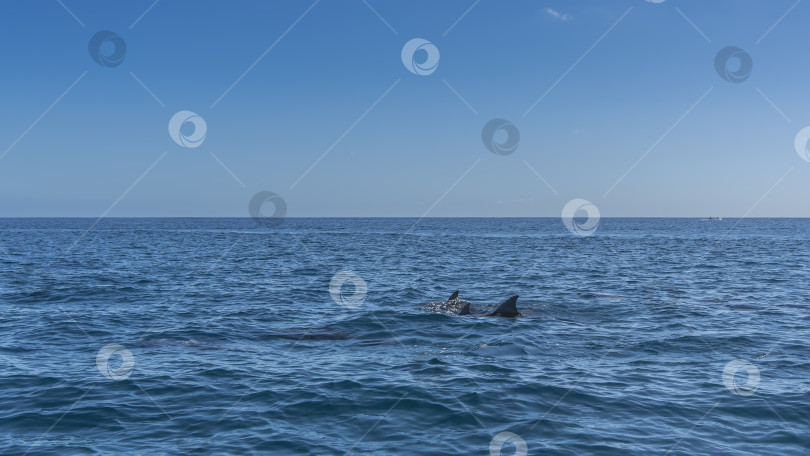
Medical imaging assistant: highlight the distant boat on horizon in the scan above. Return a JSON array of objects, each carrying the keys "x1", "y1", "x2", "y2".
[{"x1": 703, "y1": 216, "x2": 723, "y2": 221}]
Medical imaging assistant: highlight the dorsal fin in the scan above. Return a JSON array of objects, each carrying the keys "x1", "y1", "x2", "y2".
[
  {"x1": 487, "y1": 295, "x2": 521, "y2": 317},
  {"x1": 459, "y1": 302, "x2": 471, "y2": 315},
  {"x1": 448, "y1": 291, "x2": 459, "y2": 301}
]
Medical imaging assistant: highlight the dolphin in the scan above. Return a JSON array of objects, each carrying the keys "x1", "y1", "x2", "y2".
[
  {"x1": 423, "y1": 290, "x2": 467, "y2": 316},
  {"x1": 424, "y1": 292, "x2": 522, "y2": 318},
  {"x1": 485, "y1": 295, "x2": 521, "y2": 317}
]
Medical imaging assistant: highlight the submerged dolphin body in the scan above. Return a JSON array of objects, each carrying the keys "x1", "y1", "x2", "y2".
[
  {"x1": 577, "y1": 291, "x2": 624, "y2": 299},
  {"x1": 424, "y1": 291, "x2": 522, "y2": 318}
]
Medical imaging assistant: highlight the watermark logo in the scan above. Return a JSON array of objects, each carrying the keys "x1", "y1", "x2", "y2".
[
  {"x1": 714, "y1": 46, "x2": 752, "y2": 83},
  {"x1": 168, "y1": 111, "x2": 207, "y2": 148},
  {"x1": 794, "y1": 127, "x2": 810, "y2": 162},
  {"x1": 489, "y1": 431, "x2": 528, "y2": 456},
  {"x1": 88, "y1": 31, "x2": 127, "y2": 67},
  {"x1": 722, "y1": 359, "x2": 760, "y2": 396},
  {"x1": 96, "y1": 344, "x2": 135, "y2": 381},
  {"x1": 329, "y1": 271, "x2": 367, "y2": 309},
  {"x1": 561, "y1": 199, "x2": 600, "y2": 236},
  {"x1": 249, "y1": 191, "x2": 287, "y2": 228},
  {"x1": 401, "y1": 38, "x2": 440, "y2": 76},
  {"x1": 482, "y1": 119, "x2": 520, "y2": 156}
]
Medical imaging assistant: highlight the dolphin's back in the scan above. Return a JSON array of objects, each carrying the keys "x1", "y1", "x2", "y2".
[
  {"x1": 487, "y1": 295, "x2": 521, "y2": 317},
  {"x1": 424, "y1": 291, "x2": 522, "y2": 317},
  {"x1": 423, "y1": 290, "x2": 468, "y2": 316}
]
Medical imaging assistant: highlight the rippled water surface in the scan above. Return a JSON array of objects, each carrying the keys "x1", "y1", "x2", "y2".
[{"x1": 1, "y1": 218, "x2": 808, "y2": 455}]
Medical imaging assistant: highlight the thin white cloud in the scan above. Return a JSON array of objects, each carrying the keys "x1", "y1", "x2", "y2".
[{"x1": 545, "y1": 7, "x2": 572, "y2": 21}]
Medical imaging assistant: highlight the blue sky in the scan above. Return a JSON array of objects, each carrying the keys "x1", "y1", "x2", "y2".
[{"x1": 0, "y1": 0, "x2": 808, "y2": 217}]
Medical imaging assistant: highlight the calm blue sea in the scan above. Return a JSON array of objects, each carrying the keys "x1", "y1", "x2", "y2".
[{"x1": 0, "y1": 218, "x2": 808, "y2": 455}]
